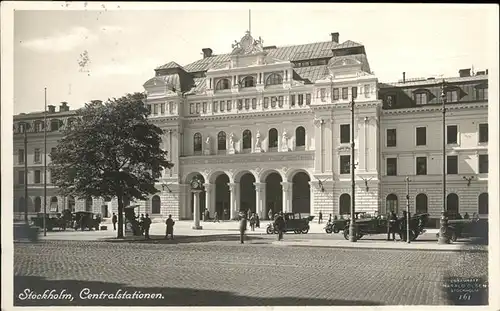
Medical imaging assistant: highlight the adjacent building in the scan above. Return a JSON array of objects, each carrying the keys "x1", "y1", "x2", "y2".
[{"x1": 13, "y1": 31, "x2": 489, "y2": 225}]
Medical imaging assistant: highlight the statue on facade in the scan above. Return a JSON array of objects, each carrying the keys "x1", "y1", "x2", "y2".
[
  {"x1": 282, "y1": 130, "x2": 289, "y2": 151},
  {"x1": 204, "y1": 136, "x2": 211, "y2": 155},
  {"x1": 228, "y1": 132, "x2": 235, "y2": 153},
  {"x1": 255, "y1": 130, "x2": 262, "y2": 152}
]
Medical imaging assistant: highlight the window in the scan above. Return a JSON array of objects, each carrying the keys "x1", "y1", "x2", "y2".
[
  {"x1": 479, "y1": 123, "x2": 488, "y2": 143},
  {"x1": 385, "y1": 95, "x2": 395, "y2": 108},
  {"x1": 195, "y1": 103, "x2": 201, "y2": 114},
  {"x1": 226, "y1": 100, "x2": 231, "y2": 111},
  {"x1": 479, "y1": 154, "x2": 488, "y2": 173},
  {"x1": 342, "y1": 87, "x2": 348, "y2": 100},
  {"x1": 446, "y1": 90, "x2": 458, "y2": 103},
  {"x1": 298, "y1": 94, "x2": 304, "y2": 106},
  {"x1": 340, "y1": 124, "x2": 350, "y2": 144},
  {"x1": 278, "y1": 96, "x2": 284, "y2": 108},
  {"x1": 415, "y1": 194, "x2": 428, "y2": 214},
  {"x1": 478, "y1": 193, "x2": 488, "y2": 215},
  {"x1": 241, "y1": 76, "x2": 255, "y2": 87},
  {"x1": 153, "y1": 104, "x2": 158, "y2": 115},
  {"x1": 51, "y1": 147, "x2": 57, "y2": 156},
  {"x1": 202, "y1": 102, "x2": 207, "y2": 113},
  {"x1": 213, "y1": 101, "x2": 218, "y2": 113},
  {"x1": 416, "y1": 127, "x2": 426, "y2": 146},
  {"x1": 18, "y1": 149, "x2": 24, "y2": 164},
  {"x1": 193, "y1": 133, "x2": 202, "y2": 152},
  {"x1": 85, "y1": 197, "x2": 93, "y2": 212},
  {"x1": 271, "y1": 97, "x2": 277, "y2": 108},
  {"x1": 18, "y1": 171, "x2": 25, "y2": 184},
  {"x1": 352, "y1": 86, "x2": 358, "y2": 99},
  {"x1": 264, "y1": 97, "x2": 269, "y2": 108},
  {"x1": 364, "y1": 84, "x2": 370, "y2": 98},
  {"x1": 387, "y1": 129, "x2": 396, "y2": 147},
  {"x1": 333, "y1": 88, "x2": 340, "y2": 100},
  {"x1": 252, "y1": 98, "x2": 257, "y2": 109},
  {"x1": 306, "y1": 94, "x2": 311, "y2": 105},
  {"x1": 387, "y1": 158, "x2": 397, "y2": 176},
  {"x1": 34, "y1": 121, "x2": 44, "y2": 132},
  {"x1": 447, "y1": 125, "x2": 458, "y2": 144},
  {"x1": 190, "y1": 103, "x2": 195, "y2": 114},
  {"x1": 447, "y1": 155, "x2": 458, "y2": 175},
  {"x1": 244, "y1": 99, "x2": 250, "y2": 110},
  {"x1": 266, "y1": 73, "x2": 283, "y2": 86},
  {"x1": 160, "y1": 103, "x2": 165, "y2": 114},
  {"x1": 216, "y1": 78, "x2": 230, "y2": 90},
  {"x1": 50, "y1": 120, "x2": 60, "y2": 131},
  {"x1": 290, "y1": 95, "x2": 296, "y2": 106},
  {"x1": 416, "y1": 157, "x2": 427, "y2": 175},
  {"x1": 296, "y1": 126, "x2": 305, "y2": 148},
  {"x1": 237, "y1": 99, "x2": 243, "y2": 110},
  {"x1": 217, "y1": 131, "x2": 226, "y2": 151},
  {"x1": 34, "y1": 148, "x2": 41, "y2": 163},
  {"x1": 415, "y1": 92, "x2": 428, "y2": 105},
  {"x1": 340, "y1": 155, "x2": 350, "y2": 174},
  {"x1": 320, "y1": 88, "x2": 326, "y2": 102},
  {"x1": 268, "y1": 128, "x2": 278, "y2": 148},
  {"x1": 147, "y1": 105, "x2": 152, "y2": 114},
  {"x1": 34, "y1": 197, "x2": 42, "y2": 213},
  {"x1": 242, "y1": 130, "x2": 252, "y2": 149},
  {"x1": 476, "y1": 86, "x2": 488, "y2": 100},
  {"x1": 169, "y1": 102, "x2": 174, "y2": 114},
  {"x1": 35, "y1": 170, "x2": 41, "y2": 184},
  {"x1": 446, "y1": 193, "x2": 459, "y2": 217},
  {"x1": 152, "y1": 196, "x2": 161, "y2": 214},
  {"x1": 386, "y1": 194, "x2": 398, "y2": 214}
]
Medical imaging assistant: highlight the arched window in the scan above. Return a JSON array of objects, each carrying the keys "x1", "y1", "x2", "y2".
[
  {"x1": 34, "y1": 197, "x2": 41, "y2": 213},
  {"x1": 19, "y1": 197, "x2": 25, "y2": 213},
  {"x1": 339, "y1": 193, "x2": 351, "y2": 215},
  {"x1": 217, "y1": 131, "x2": 226, "y2": 151},
  {"x1": 242, "y1": 130, "x2": 252, "y2": 149},
  {"x1": 446, "y1": 193, "x2": 459, "y2": 217},
  {"x1": 296, "y1": 126, "x2": 306, "y2": 148},
  {"x1": 50, "y1": 196, "x2": 58, "y2": 212},
  {"x1": 193, "y1": 133, "x2": 202, "y2": 152},
  {"x1": 386, "y1": 194, "x2": 398, "y2": 214},
  {"x1": 215, "y1": 79, "x2": 230, "y2": 90},
  {"x1": 241, "y1": 76, "x2": 255, "y2": 88},
  {"x1": 415, "y1": 193, "x2": 428, "y2": 214},
  {"x1": 152, "y1": 195, "x2": 161, "y2": 214},
  {"x1": 85, "y1": 197, "x2": 93, "y2": 212},
  {"x1": 266, "y1": 73, "x2": 283, "y2": 86},
  {"x1": 268, "y1": 128, "x2": 278, "y2": 149},
  {"x1": 478, "y1": 193, "x2": 488, "y2": 215}
]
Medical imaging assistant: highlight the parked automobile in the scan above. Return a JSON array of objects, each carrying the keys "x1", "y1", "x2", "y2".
[
  {"x1": 324, "y1": 212, "x2": 371, "y2": 234},
  {"x1": 266, "y1": 213, "x2": 314, "y2": 234},
  {"x1": 436, "y1": 217, "x2": 488, "y2": 242},
  {"x1": 30, "y1": 213, "x2": 67, "y2": 231},
  {"x1": 74, "y1": 211, "x2": 102, "y2": 231},
  {"x1": 342, "y1": 213, "x2": 429, "y2": 241}
]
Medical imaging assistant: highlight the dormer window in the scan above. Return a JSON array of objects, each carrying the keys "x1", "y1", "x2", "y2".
[
  {"x1": 385, "y1": 94, "x2": 396, "y2": 108},
  {"x1": 414, "y1": 92, "x2": 428, "y2": 105},
  {"x1": 475, "y1": 84, "x2": 488, "y2": 100},
  {"x1": 241, "y1": 76, "x2": 255, "y2": 88},
  {"x1": 215, "y1": 78, "x2": 230, "y2": 90},
  {"x1": 265, "y1": 73, "x2": 283, "y2": 86},
  {"x1": 446, "y1": 89, "x2": 459, "y2": 103}
]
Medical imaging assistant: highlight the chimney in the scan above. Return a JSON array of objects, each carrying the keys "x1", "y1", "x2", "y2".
[
  {"x1": 59, "y1": 101, "x2": 69, "y2": 112},
  {"x1": 202, "y1": 48, "x2": 213, "y2": 59},
  {"x1": 330, "y1": 32, "x2": 339, "y2": 43},
  {"x1": 459, "y1": 68, "x2": 471, "y2": 77},
  {"x1": 47, "y1": 105, "x2": 56, "y2": 113},
  {"x1": 476, "y1": 71, "x2": 485, "y2": 76},
  {"x1": 486, "y1": 69, "x2": 488, "y2": 75},
  {"x1": 403, "y1": 72, "x2": 406, "y2": 83}
]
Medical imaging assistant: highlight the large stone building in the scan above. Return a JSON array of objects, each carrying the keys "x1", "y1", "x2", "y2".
[{"x1": 13, "y1": 31, "x2": 489, "y2": 224}]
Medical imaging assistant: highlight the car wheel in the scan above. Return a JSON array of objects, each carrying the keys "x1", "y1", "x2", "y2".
[
  {"x1": 451, "y1": 232, "x2": 458, "y2": 242},
  {"x1": 333, "y1": 228, "x2": 340, "y2": 234},
  {"x1": 325, "y1": 228, "x2": 332, "y2": 234},
  {"x1": 266, "y1": 227, "x2": 273, "y2": 234},
  {"x1": 301, "y1": 227, "x2": 309, "y2": 234},
  {"x1": 343, "y1": 229, "x2": 349, "y2": 240}
]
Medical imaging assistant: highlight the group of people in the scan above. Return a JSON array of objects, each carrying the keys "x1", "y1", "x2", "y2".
[{"x1": 111, "y1": 212, "x2": 175, "y2": 240}]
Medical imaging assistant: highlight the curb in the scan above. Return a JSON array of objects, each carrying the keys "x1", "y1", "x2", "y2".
[{"x1": 271, "y1": 242, "x2": 488, "y2": 252}]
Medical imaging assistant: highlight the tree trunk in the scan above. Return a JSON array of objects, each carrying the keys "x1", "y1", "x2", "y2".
[{"x1": 117, "y1": 195, "x2": 124, "y2": 238}]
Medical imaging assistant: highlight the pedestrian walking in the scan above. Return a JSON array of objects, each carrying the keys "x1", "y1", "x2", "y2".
[
  {"x1": 249, "y1": 213, "x2": 256, "y2": 231},
  {"x1": 387, "y1": 211, "x2": 398, "y2": 241},
  {"x1": 139, "y1": 214, "x2": 145, "y2": 235},
  {"x1": 165, "y1": 214, "x2": 175, "y2": 239},
  {"x1": 268, "y1": 209, "x2": 273, "y2": 220},
  {"x1": 464, "y1": 212, "x2": 470, "y2": 219},
  {"x1": 318, "y1": 211, "x2": 323, "y2": 224},
  {"x1": 255, "y1": 214, "x2": 260, "y2": 228},
  {"x1": 328, "y1": 214, "x2": 332, "y2": 224},
  {"x1": 112, "y1": 213, "x2": 117, "y2": 231},
  {"x1": 275, "y1": 212, "x2": 285, "y2": 241},
  {"x1": 239, "y1": 213, "x2": 247, "y2": 244},
  {"x1": 223, "y1": 208, "x2": 228, "y2": 221},
  {"x1": 143, "y1": 214, "x2": 152, "y2": 240},
  {"x1": 400, "y1": 211, "x2": 408, "y2": 242},
  {"x1": 213, "y1": 211, "x2": 220, "y2": 223}
]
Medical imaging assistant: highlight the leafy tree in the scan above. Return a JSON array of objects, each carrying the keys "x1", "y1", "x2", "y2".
[{"x1": 50, "y1": 92, "x2": 173, "y2": 238}]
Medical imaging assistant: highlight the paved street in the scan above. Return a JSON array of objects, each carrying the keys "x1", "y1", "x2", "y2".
[{"x1": 13, "y1": 237, "x2": 488, "y2": 306}]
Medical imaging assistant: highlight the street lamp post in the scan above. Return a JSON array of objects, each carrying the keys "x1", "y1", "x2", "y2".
[
  {"x1": 405, "y1": 176, "x2": 411, "y2": 244},
  {"x1": 23, "y1": 125, "x2": 28, "y2": 224},
  {"x1": 438, "y1": 81, "x2": 450, "y2": 244},
  {"x1": 43, "y1": 88, "x2": 48, "y2": 236},
  {"x1": 349, "y1": 96, "x2": 357, "y2": 242}
]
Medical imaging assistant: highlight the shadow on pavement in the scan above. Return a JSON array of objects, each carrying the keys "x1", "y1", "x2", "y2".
[
  {"x1": 14, "y1": 275, "x2": 383, "y2": 306},
  {"x1": 100, "y1": 234, "x2": 267, "y2": 245}
]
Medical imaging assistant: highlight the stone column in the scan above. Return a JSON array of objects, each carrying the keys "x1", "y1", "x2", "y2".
[
  {"x1": 228, "y1": 182, "x2": 239, "y2": 220},
  {"x1": 192, "y1": 190, "x2": 203, "y2": 230},
  {"x1": 254, "y1": 182, "x2": 266, "y2": 219},
  {"x1": 281, "y1": 182, "x2": 293, "y2": 213},
  {"x1": 308, "y1": 181, "x2": 319, "y2": 217},
  {"x1": 204, "y1": 183, "x2": 215, "y2": 215}
]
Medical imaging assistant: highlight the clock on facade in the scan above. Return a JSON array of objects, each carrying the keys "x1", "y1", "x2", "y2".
[{"x1": 190, "y1": 179, "x2": 201, "y2": 190}]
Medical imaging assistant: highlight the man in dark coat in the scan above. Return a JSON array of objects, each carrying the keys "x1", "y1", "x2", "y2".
[
  {"x1": 143, "y1": 214, "x2": 152, "y2": 240},
  {"x1": 275, "y1": 212, "x2": 286, "y2": 241},
  {"x1": 318, "y1": 211, "x2": 323, "y2": 224},
  {"x1": 239, "y1": 213, "x2": 247, "y2": 244},
  {"x1": 387, "y1": 211, "x2": 398, "y2": 241},
  {"x1": 112, "y1": 213, "x2": 117, "y2": 231},
  {"x1": 165, "y1": 214, "x2": 175, "y2": 239}
]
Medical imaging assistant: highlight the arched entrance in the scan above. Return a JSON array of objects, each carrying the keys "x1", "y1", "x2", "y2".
[
  {"x1": 152, "y1": 195, "x2": 161, "y2": 214},
  {"x1": 265, "y1": 172, "x2": 282, "y2": 216},
  {"x1": 415, "y1": 193, "x2": 428, "y2": 214},
  {"x1": 339, "y1": 193, "x2": 350, "y2": 215},
  {"x1": 292, "y1": 172, "x2": 310, "y2": 214},
  {"x1": 446, "y1": 193, "x2": 459, "y2": 218},
  {"x1": 478, "y1": 193, "x2": 488, "y2": 215},
  {"x1": 34, "y1": 197, "x2": 42, "y2": 213},
  {"x1": 189, "y1": 174, "x2": 206, "y2": 220},
  {"x1": 386, "y1": 194, "x2": 398, "y2": 214},
  {"x1": 239, "y1": 173, "x2": 256, "y2": 214},
  {"x1": 215, "y1": 173, "x2": 230, "y2": 220}
]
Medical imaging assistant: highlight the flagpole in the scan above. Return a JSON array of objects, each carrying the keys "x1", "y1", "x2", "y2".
[{"x1": 43, "y1": 88, "x2": 47, "y2": 236}]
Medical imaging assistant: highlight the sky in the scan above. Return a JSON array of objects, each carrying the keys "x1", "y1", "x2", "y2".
[{"x1": 12, "y1": 3, "x2": 497, "y2": 114}]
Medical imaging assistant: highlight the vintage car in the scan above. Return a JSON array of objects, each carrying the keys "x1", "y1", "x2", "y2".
[
  {"x1": 74, "y1": 211, "x2": 102, "y2": 231},
  {"x1": 266, "y1": 213, "x2": 314, "y2": 234},
  {"x1": 324, "y1": 212, "x2": 371, "y2": 234},
  {"x1": 342, "y1": 213, "x2": 430, "y2": 241},
  {"x1": 31, "y1": 213, "x2": 67, "y2": 231},
  {"x1": 436, "y1": 218, "x2": 488, "y2": 242}
]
